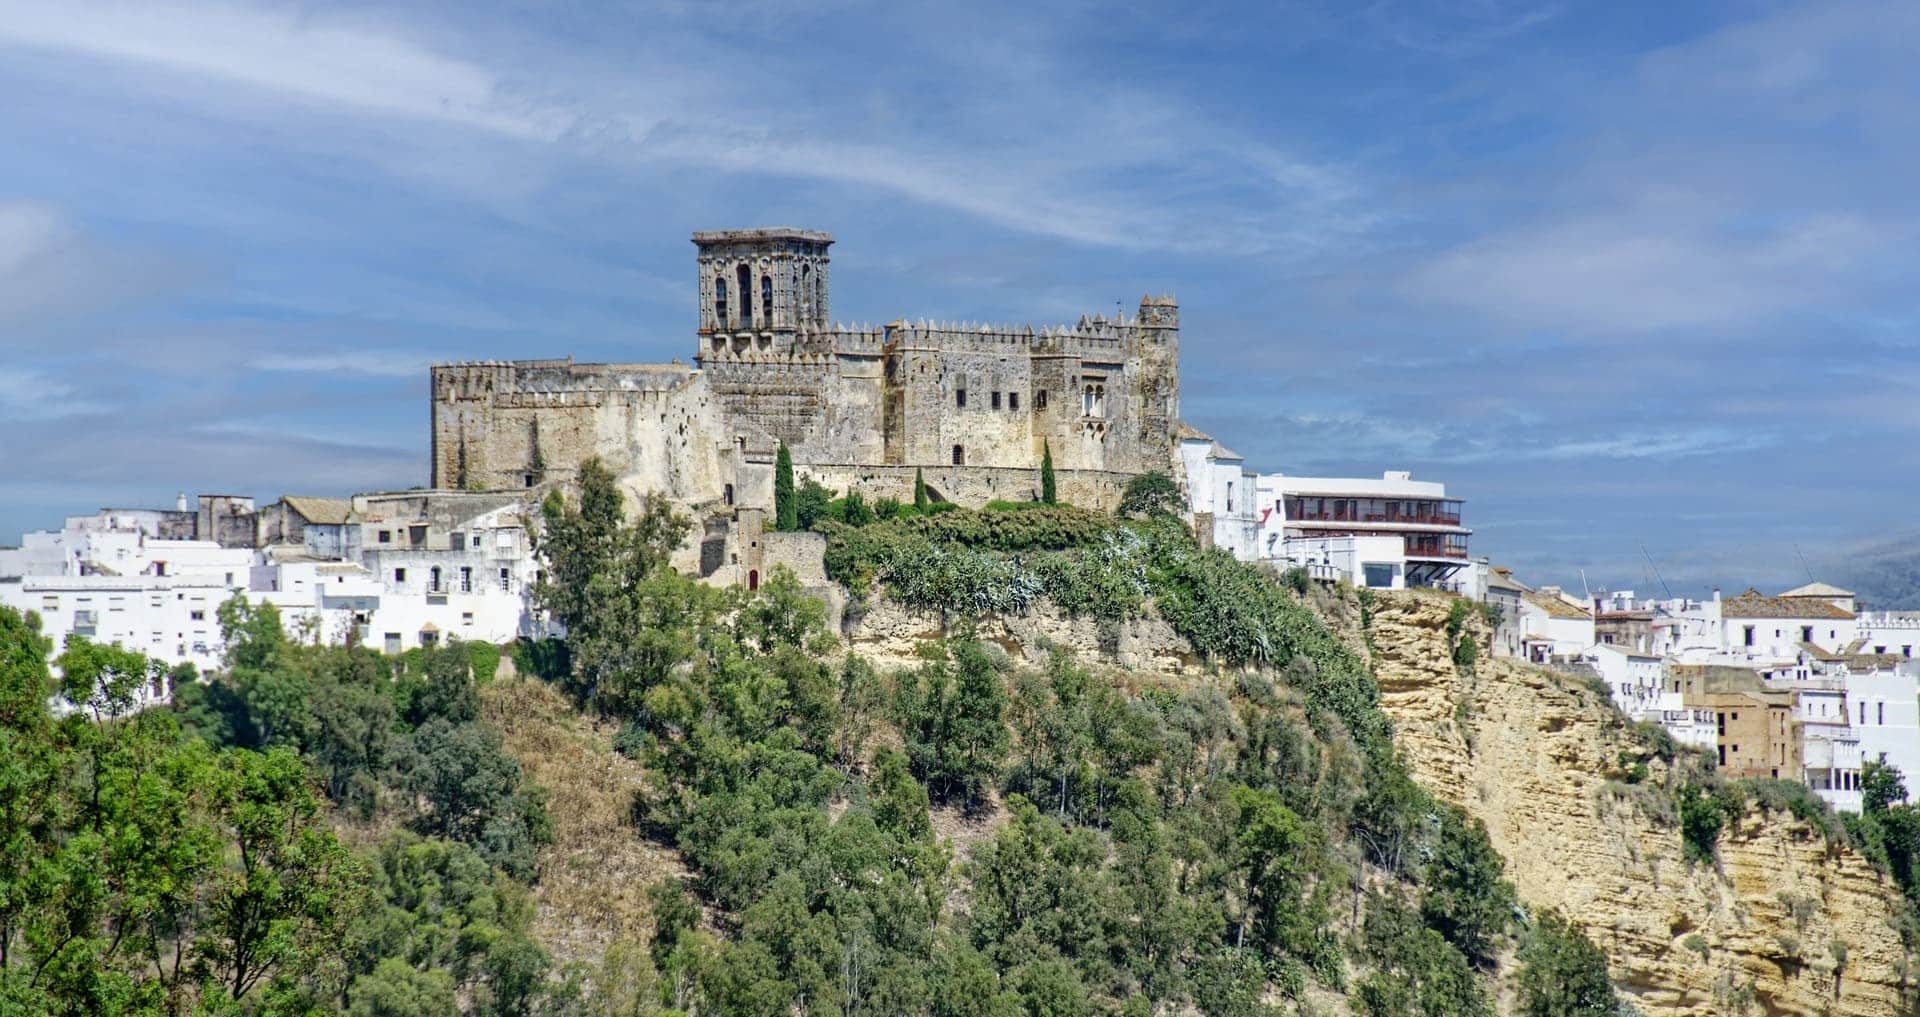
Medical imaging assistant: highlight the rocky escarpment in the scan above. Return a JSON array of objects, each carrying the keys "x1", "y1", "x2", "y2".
[
  {"x1": 1370, "y1": 589, "x2": 1914, "y2": 1017},
  {"x1": 844, "y1": 595, "x2": 1200, "y2": 676}
]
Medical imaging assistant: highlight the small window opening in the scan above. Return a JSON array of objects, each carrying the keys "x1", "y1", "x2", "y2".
[
  {"x1": 1037, "y1": 389, "x2": 1048, "y2": 410},
  {"x1": 956, "y1": 388, "x2": 967, "y2": 408},
  {"x1": 761, "y1": 274, "x2": 773, "y2": 323},
  {"x1": 952, "y1": 445, "x2": 965, "y2": 465},
  {"x1": 991, "y1": 391, "x2": 1002, "y2": 410},
  {"x1": 715, "y1": 275, "x2": 728, "y2": 326},
  {"x1": 1009, "y1": 391, "x2": 1020, "y2": 411},
  {"x1": 737, "y1": 264, "x2": 753, "y2": 325}
]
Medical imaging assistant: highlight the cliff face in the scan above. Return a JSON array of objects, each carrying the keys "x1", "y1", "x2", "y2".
[
  {"x1": 1369, "y1": 590, "x2": 1913, "y2": 1017},
  {"x1": 846, "y1": 596, "x2": 1199, "y2": 676}
]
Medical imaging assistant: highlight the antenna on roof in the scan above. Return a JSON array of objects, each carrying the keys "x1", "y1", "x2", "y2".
[
  {"x1": 1640, "y1": 543, "x2": 1674, "y2": 600},
  {"x1": 1794, "y1": 544, "x2": 1815, "y2": 583}
]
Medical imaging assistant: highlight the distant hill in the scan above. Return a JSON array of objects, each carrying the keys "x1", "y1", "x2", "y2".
[{"x1": 1825, "y1": 535, "x2": 1920, "y2": 610}]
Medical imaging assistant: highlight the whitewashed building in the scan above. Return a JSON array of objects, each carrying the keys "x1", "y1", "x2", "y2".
[
  {"x1": 1517, "y1": 587, "x2": 1594, "y2": 662},
  {"x1": 1254, "y1": 470, "x2": 1470, "y2": 590},
  {"x1": 2, "y1": 489, "x2": 550, "y2": 694},
  {"x1": 1848, "y1": 666, "x2": 1920, "y2": 803},
  {"x1": 1587, "y1": 642, "x2": 1665, "y2": 716},
  {"x1": 1176, "y1": 427, "x2": 1260, "y2": 560}
]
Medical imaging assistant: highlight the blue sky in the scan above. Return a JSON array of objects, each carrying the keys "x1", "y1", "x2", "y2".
[{"x1": 1, "y1": 0, "x2": 1915, "y2": 597}]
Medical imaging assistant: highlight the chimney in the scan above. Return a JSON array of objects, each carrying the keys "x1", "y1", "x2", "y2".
[
  {"x1": 176, "y1": 492, "x2": 188, "y2": 512},
  {"x1": 1712, "y1": 587, "x2": 1721, "y2": 603}
]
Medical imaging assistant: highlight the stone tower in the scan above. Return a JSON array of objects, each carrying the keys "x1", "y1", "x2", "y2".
[{"x1": 693, "y1": 228, "x2": 833, "y2": 355}]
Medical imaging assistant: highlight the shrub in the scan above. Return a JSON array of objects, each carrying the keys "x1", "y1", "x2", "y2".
[
  {"x1": 1281, "y1": 567, "x2": 1310, "y2": 596},
  {"x1": 1118, "y1": 472, "x2": 1180, "y2": 518},
  {"x1": 1517, "y1": 910, "x2": 1619, "y2": 1017},
  {"x1": 1679, "y1": 782, "x2": 1743, "y2": 864},
  {"x1": 1740, "y1": 778, "x2": 1846, "y2": 844}
]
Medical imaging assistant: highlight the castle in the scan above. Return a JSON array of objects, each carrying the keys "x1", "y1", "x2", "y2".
[{"x1": 430, "y1": 228, "x2": 1184, "y2": 572}]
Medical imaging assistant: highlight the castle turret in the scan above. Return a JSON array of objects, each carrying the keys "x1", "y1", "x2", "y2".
[{"x1": 694, "y1": 228, "x2": 833, "y2": 356}]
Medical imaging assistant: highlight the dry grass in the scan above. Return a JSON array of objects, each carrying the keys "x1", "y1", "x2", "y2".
[{"x1": 481, "y1": 677, "x2": 687, "y2": 966}]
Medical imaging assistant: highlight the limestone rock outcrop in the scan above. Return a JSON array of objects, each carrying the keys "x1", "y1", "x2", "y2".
[
  {"x1": 1370, "y1": 589, "x2": 1913, "y2": 1017},
  {"x1": 845, "y1": 595, "x2": 1198, "y2": 676}
]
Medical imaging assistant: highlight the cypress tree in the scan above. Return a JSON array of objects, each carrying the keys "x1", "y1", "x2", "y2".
[
  {"x1": 1039, "y1": 442, "x2": 1057, "y2": 504},
  {"x1": 775, "y1": 443, "x2": 797, "y2": 531},
  {"x1": 914, "y1": 467, "x2": 929, "y2": 510}
]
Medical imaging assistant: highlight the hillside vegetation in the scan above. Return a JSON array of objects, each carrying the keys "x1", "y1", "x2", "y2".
[
  {"x1": 17, "y1": 463, "x2": 1908, "y2": 1015},
  {"x1": 509, "y1": 463, "x2": 1619, "y2": 1016}
]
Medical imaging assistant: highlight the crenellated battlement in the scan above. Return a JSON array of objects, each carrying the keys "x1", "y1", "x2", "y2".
[{"x1": 430, "y1": 228, "x2": 1182, "y2": 511}]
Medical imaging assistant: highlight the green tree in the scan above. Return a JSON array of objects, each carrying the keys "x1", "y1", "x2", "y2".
[
  {"x1": 895, "y1": 641, "x2": 1010, "y2": 807},
  {"x1": 1516, "y1": 910, "x2": 1618, "y2": 1017},
  {"x1": 395, "y1": 719, "x2": 551, "y2": 878},
  {"x1": 775, "y1": 443, "x2": 798, "y2": 531},
  {"x1": 1040, "y1": 442, "x2": 1057, "y2": 505},
  {"x1": 1864, "y1": 761, "x2": 1907, "y2": 814},
  {"x1": 1118, "y1": 472, "x2": 1180, "y2": 518},
  {"x1": 795, "y1": 478, "x2": 833, "y2": 530},
  {"x1": 349, "y1": 958, "x2": 460, "y2": 1017},
  {"x1": 0, "y1": 608, "x2": 367, "y2": 1013},
  {"x1": 914, "y1": 467, "x2": 930, "y2": 510},
  {"x1": 199, "y1": 745, "x2": 366, "y2": 1004},
  {"x1": 1421, "y1": 808, "x2": 1514, "y2": 969},
  {"x1": 535, "y1": 458, "x2": 693, "y2": 710}
]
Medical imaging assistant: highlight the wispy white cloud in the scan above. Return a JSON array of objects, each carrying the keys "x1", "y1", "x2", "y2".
[
  {"x1": 1399, "y1": 203, "x2": 1900, "y2": 333},
  {"x1": 250, "y1": 350, "x2": 440, "y2": 378},
  {"x1": 0, "y1": 1, "x2": 1371, "y2": 255},
  {"x1": 0, "y1": 1, "x2": 552, "y2": 138},
  {"x1": 0, "y1": 368, "x2": 108, "y2": 420}
]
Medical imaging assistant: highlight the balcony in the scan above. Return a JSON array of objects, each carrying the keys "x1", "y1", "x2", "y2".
[
  {"x1": 1403, "y1": 536, "x2": 1469, "y2": 560},
  {"x1": 1284, "y1": 497, "x2": 1464, "y2": 528}
]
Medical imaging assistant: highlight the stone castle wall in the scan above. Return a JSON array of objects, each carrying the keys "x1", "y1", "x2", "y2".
[{"x1": 427, "y1": 231, "x2": 1187, "y2": 582}]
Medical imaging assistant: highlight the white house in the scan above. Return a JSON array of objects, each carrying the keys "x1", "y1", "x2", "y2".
[
  {"x1": 1481, "y1": 566, "x2": 1529, "y2": 657},
  {"x1": 1848, "y1": 666, "x2": 1920, "y2": 804},
  {"x1": 1587, "y1": 642, "x2": 1665, "y2": 717},
  {"x1": 1254, "y1": 470, "x2": 1470, "y2": 590},
  {"x1": 2, "y1": 489, "x2": 550, "y2": 698},
  {"x1": 1517, "y1": 588, "x2": 1594, "y2": 663},
  {"x1": 1273, "y1": 534, "x2": 1411, "y2": 589},
  {"x1": 1720, "y1": 587, "x2": 1858, "y2": 660},
  {"x1": 1176, "y1": 426, "x2": 1260, "y2": 560},
  {"x1": 1795, "y1": 678, "x2": 1863, "y2": 812}
]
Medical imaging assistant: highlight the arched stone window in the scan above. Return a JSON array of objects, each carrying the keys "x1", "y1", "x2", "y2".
[
  {"x1": 737, "y1": 263, "x2": 753, "y2": 326},
  {"x1": 761, "y1": 273, "x2": 773, "y2": 325},
  {"x1": 800, "y1": 264, "x2": 813, "y2": 320},
  {"x1": 715, "y1": 275, "x2": 728, "y2": 327}
]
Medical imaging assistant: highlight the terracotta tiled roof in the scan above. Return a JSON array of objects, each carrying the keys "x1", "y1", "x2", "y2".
[
  {"x1": 1524, "y1": 592, "x2": 1591, "y2": 621},
  {"x1": 1798, "y1": 641, "x2": 1845, "y2": 662},
  {"x1": 1721, "y1": 589, "x2": 1853, "y2": 620},
  {"x1": 281, "y1": 495, "x2": 353, "y2": 525}
]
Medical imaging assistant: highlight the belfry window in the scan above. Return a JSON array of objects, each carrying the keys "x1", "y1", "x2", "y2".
[
  {"x1": 737, "y1": 264, "x2": 753, "y2": 326},
  {"x1": 715, "y1": 276, "x2": 728, "y2": 327},
  {"x1": 800, "y1": 264, "x2": 813, "y2": 320},
  {"x1": 761, "y1": 274, "x2": 773, "y2": 324}
]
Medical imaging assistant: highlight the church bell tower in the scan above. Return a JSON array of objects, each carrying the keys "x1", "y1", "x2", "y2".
[{"x1": 693, "y1": 228, "x2": 833, "y2": 355}]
